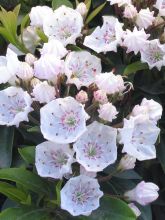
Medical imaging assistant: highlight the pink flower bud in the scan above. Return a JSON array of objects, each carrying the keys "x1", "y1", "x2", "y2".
[
  {"x1": 125, "y1": 181, "x2": 159, "y2": 206},
  {"x1": 118, "y1": 154, "x2": 136, "y2": 171},
  {"x1": 94, "y1": 90, "x2": 108, "y2": 104},
  {"x1": 76, "y1": 3, "x2": 87, "y2": 17},
  {"x1": 123, "y1": 4, "x2": 137, "y2": 19},
  {"x1": 25, "y1": 53, "x2": 37, "y2": 66},
  {"x1": 98, "y1": 102, "x2": 118, "y2": 122},
  {"x1": 76, "y1": 90, "x2": 88, "y2": 104}
]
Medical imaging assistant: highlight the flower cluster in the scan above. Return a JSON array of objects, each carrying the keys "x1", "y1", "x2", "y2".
[{"x1": 0, "y1": 1, "x2": 163, "y2": 217}]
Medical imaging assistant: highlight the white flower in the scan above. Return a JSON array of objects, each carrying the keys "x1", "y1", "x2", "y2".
[
  {"x1": 123, "y1": 4, "x2": 138, "y2": 19},
  {"x1": 16, "y1": 62, "x2": 34, "y2": 80},
  {"x1": 25, "y1": 53, "x2": 37, "y2": 66},
  {"x1": 154, "y1": 0, "x2": 165, "y2": 17},
  {"x1": 41, "y1": 39, "x2": 68, "y2": 59},
  {"x1": 95, "y1": 72, "x2": 125, "y2": 94},
  {"x1": 65, "y1": 51, "x2": 101, "y2": 89},
  {"x1": 118, "y1": 116, "x2": 160, "y2": 161},
  {"x1": 35, "y1": 141, "x2": 74, "y2": 179},
  {"x1": 80, "y1": 165, "x2": 96, "y2": 178},
  {"x1": 34, "y1": 54, "x2": 64, "y2": 80},
  {"x1": 29, "y1": 6, "x2": 53, "y2": 28},
  {"x1": 118, "y1": 154, "x2": 136, "y2": 171},
  {"x1": 123, "y1": 27, "x2": 150, "y2": 55},
  {"x1": 140, "y1": 39, "x2": 165, "y2": 70},
  {"x1": 0, "y1": 86, "x2": 33, "y2": 127},
  {"x1": 132, "y1": 98, "x2": 163, "y2": 122},
  {"x1": 94, "y1": 90, "x2": 108, "y2": 104},
  {"x1": 128, "y1": 203, "x2": 141, "y2": 217},
  {"x1": 125, "y1": 181, "x2": 159, "y2": 206},
  {"x1": 31, "y1": 81, "x2": 56, "y2": 104},
  {"x1": 76, "y1": 3, "x2": 87, "y2": 16},
  {"x1": 135, "y1": 8, "x2": 155, "y2": 29},
  {"x1": 40, "y1": 97, "x2": 89, "y2": 144},
  {"x1": 73, "y1": 121, "x2": 117, "y2": 172},
  {"x1": 107, "y1": 0, "x2": 132, "y2": 7},
  {"x1": 60, "y1": 175, "x2": 103, "y2": 216},
  {"x1": 76, "y1": 90, "x2": 88, "y2": 104},
  {"x1": 84, "y1": 16, "x2": 124, "y2": 53},
  {"x1": 98, "y1": 102, "x2": 118, "y2": 122},
  {"x1": 43, "y1": 5, "x2": 83, "y2": 46}
]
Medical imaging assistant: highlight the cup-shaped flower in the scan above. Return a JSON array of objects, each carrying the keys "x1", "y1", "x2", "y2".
[
  {"x1": 118, "y1": 154, "x2": 136, "y2": 171},
  {"x1": 123, "y1": 27, "x2": 150, "y2": 55},
  {"x1": 118, "y1": 116, "x2": 160, "y2": 161},
  {"x1": 35, "y1": 141, "x2": 74, "y2": 179},
  {"x1": 29, "y1": 6, "x2": 53, "y2": 28},
  {"x1": 0, "y1": 87, "x2": 33, "y2": 127},
  {"x1": 80, "y1": 165, "x2": 96, "y2": 178},
  {"x1": 40, "y1": 97, "x2": 89, "y2": 144},
  {"x1": 65, "y1": 51, "x2": 101, "y2": 89},
  {"x1": 98, "y1": 102, "x2": 118, "y2": 122},
  {"x1": 125, "y1": 181, "x2": 159, "y2": 206},
  {"x1": 140, "y1": 39, "x2": 165, "y2": 70},
  {"x1": 60, "y1": 175, "x2": 103, "y2": 216},
  {"x1": 135, "y1": 8, "x2": 155, "y2": 29},
  {"x1": 155, "y1": 0, "x2": 165, "y2": 16},
  {"x1": 34, "y1": 54, "x2": 64, "y2": 80},
  {"x1": 95, "y1": 72, "x2": 125, "y2": 94},
  {"x1": 0, "y1": 56, "x2": 14, "y2": 84},
  {"x1": 73, "y1": 121, "x2": 117, "y2": 172},
  {"x1": 84, "y1": 16, "x2": 124, "y2": 53},
  {"x1": 31, "y1": 81, "x2": 56, "y2": 104},
  {"x1": 43, "y1": 5, "x2": 83, "y2": 46}
]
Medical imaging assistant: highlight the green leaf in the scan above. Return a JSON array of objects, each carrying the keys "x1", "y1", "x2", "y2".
[
  {"x1": 0, "y1": 207, "x2": 52, "y2": 220},
  {"x1": 18, "y1": 146, "x2": 35, "y2": 164},
  {"x1": 36, "y1": 28, "x2": 48, "y2": 43},
  {"x1": 114, "y1": 170, "x2": 142, "y2": 180},
  {"x1": 67, "y1": 44, "x2": 82, "y2": 51},
  {"x1": 85, "y1": 0, "x2": 92, "y2": 11},
  {"x1": 27, "y1": 126, "x2": 40, "y2": 133},
  {"x1": 0, "y1": 168, "x2": 49, "y2": 195},
  {"x1": 123, "y1": 61, "x2": 148, "y2": 75},
  {"x1": 85, "y1": 1, "x2": 106, "y2": 24},
  {"x1": 83, "y1": 196, "x2": 136, "y2": 220},
  {"x1": 0, "y1": 181, "x2": 29, "y2": 204},
  {"x1": 52, "y1": 0, "x2": 73, "y2": 9},
  {"x1": 55, "y1": 180, "x2": 63, "y2": 205},
  {"x1": 21, "y1": 14, "x2": 30, "y2": 36},
  {"x1": 0, "y1": 126, "x2": 14, "y2": 168}
]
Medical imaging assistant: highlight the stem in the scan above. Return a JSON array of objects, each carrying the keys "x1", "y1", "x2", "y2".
[
  {"x1": 86, "y1": 102, "x2": 98, "y2": 113},
  {"x1": 28, "y1": 114, "x2": 40, "y2": 125},
  {"x1": 98, "y1": 169, "x2": 119, "y2": 182},
  {"x1": 147, "y1": 21, "x2": 165, "y2": 32},
  {"x1": 105, "y1": 193, "x2": 127, "y2": 200}
]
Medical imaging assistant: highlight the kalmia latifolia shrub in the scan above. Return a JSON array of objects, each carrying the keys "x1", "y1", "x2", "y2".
[{"x1": 0, "y1": 0, "x2": 164, "y2": 219}]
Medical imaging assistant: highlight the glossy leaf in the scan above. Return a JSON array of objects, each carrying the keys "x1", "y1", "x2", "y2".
[
  {"x1": 123, "y1": 61, "x2": 148, "y2": 75},
  {"x1": 52, "y1": 0, "x2": 73, "y2": 9},
  {"x1": 0, "y1": 126, "x2": 14, "y2": 168},
  {"x1": 18, "y1": 146, "x2": 35, "y2": 164}
]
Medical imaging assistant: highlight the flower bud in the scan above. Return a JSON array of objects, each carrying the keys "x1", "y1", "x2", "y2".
[
  {"x1": 17, "y1": 62, "x2": 34, "y2": 80},
  {"x1": 76, "y1": 3, "x2": 87, "y2": 17},
  {"x1": 124, "y1": 181, "x2": 159, "y2": 206},
  {"x1": 98, "y1": 102, "x2": 118, "y2": 122},
  {"x1": 118, "y1": 154, "x2": 136, "y2": 171},
  {"x1": 76, "y1": 90, "x2": 88, "y2": 104},
  {"x1": 25, "y1": 53, "x2": 37, "y2": 66},
  {"x1": 94, "y1": 90, "x2": 108, "y2": 104},
  {"x1": 128, "y1": 203, "x2": 141, "y2": 217},
  {"x1": 123, "y1": 4, "x2": 137, "y2": 19}
]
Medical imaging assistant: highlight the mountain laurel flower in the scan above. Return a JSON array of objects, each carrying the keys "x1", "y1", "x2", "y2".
[
  {"x1": 80, "y1": 165, "x2": 97, "y2": 178},
  {"x1": 16, "y1": 62, "x2": 34, "y2": 80},
  {"x1": 34, "y1": 54, "x2": 64, "y2": 80},
  {"x1": 40, "y1": 96, "x2": 89, "y2": 144},
  {"x1": 76, "y1": 3, "x2": 87, "y2": 17},
  {"x1": 76, "y1": 90, "x2": 88, "y2": 104},
  {"x1": 41, "y1": 39, "x2": 68, "y2": 59},
  {"x1": 31, "y1": 81, "x2": 56, "y2": 104},
  {"x1": 135, "y1": 8, "x2": 155, "y2": 29},
  {"x1": 35, "y1": 141, "x2": 74, "y2": 179},
  {"x1": 73, "y1": 121, "x2": 117, "y2": 172},
  {"x1": 29, "y1": 6, "x2": 53, "y2": 28},
  {"x1": 98, "y1": 102, "x2": 118, "y2": 122},
  {"x1": 123, "y1": 27, "x2": 150, "y2": 55},
  {"x1": 43, "y1": 5, "x2": 83, "y2": 46},
  {"x1": 0, "y1": 87, "x2": 33, "y2": 127},
  {"x1": 118, "y1": 116, "x2": 160, "y2": 161},
  {"x1": 140, "y1": 39, "x2": 165, "y2": 70},
  {"x1": 25, "y1": 53, "x2": 37, "y2": 66},
  {"x1": 107, "y1": 0, "x2": 132, "y2": 7},
  {"x1": 125, "y1": 181, "x2": 159, "y2": 206},
  {"x1": 154, "y1": 0, "x2": 165, "y2": 17},
  {"x1": 132, "y1": 98, "x2": 163, "y2": 122},
  {"x1": 84, "y1": 16, "x2": 124, "y2": 53},
  {"x1": 128, "y1": 203, "x2": 141, "y2": 217},
  {"x1": 65, "y1": 51, "x2": 101, "y2": 89},
  {"x1": 118, "y1": 154, "x2": 136, "y2": 171},
  {"x1": 60, "y1": 175, "x2": 103, "y2": 216},
  {"x1": 94, "y1": 90, "x2": 108, "y2": 104},
  {"x1": 95, "y1": 72, "x2": 125, "y2": 94},
  {"x1": 123, "y1": 4, "x2": 138, "y2": 19}
]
